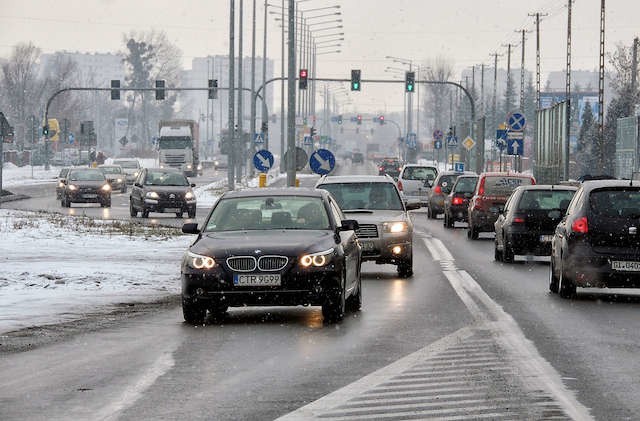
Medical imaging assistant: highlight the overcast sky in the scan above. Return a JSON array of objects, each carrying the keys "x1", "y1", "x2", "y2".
[{"x1": 2, "y1": 0, "x2": 639, "y2": 113}]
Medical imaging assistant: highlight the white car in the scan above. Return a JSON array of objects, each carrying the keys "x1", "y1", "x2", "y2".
[
  {"x1": 112, "y1": 159, "x2": 142, "y2": 184},
  {"x1": 396, "y1": 164, "x2": 438, "y2": 207}
]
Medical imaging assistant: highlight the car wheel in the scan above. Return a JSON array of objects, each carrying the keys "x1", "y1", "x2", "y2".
[
  {"x1": 101, "y1": 199, "x2": 111, "y2": 208},
  {"x1": 494, "y1": 240, "x2": 503, "y2": 261},
  {"x1": 503, "y1": 238, "x2": 514, "y2": 263},
  {"x1": 142, "y1": 208, "x2": 149, "y2": 218},
  {"x1": 129, "y1": 202, "x2": 138, "y2": 217},
  {"x1": 346, "y1": 273, "x2": 362, "y2": 312},
  {"x1": 427, "y1": 205, "x2": 436, "y2": 219},
  {"x1": 558, "y1": 256, "x2": 576, "y2": 299},
  {"x1": 322, "y1": 275, "x2": 345, "y2": 323},
  {"x1": 208, "y1": 303, "x2": 229, "y2": 321},
  {"x1": 182, "y1": 298, "x2": 207, "y2": 324},
  {"x1": 397, "y1": 257, "x2": 413, "y2": 278},
  {"x1": 467, "y1": 224, "x2": 479, "y2": 240},
  {"x1": 61, "y1": 196, "x2": 69, "y2": 208},
  {"x1": 549, "y1": 257, "x2": 559, "y2": 293},
  {"x1": 188, "y1": 209, "x2": 196, "y2": 219},
  {"x1": 445, "y1": 213, "x2": 454, "y2": 228}
]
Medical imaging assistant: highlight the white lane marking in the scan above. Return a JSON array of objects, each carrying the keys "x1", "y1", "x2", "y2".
[
  {"x1": 94, "y1": 351, "x2": 175, "y2": 421},
  {"x1": 422, "y1": 237, "x2": 453, "y2": 261}
]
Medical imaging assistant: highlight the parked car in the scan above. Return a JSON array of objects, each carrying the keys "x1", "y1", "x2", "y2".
[
  {"x1": 494, "y1": 185, "x2": 577, "y2": 262},
  {"x1": 397, "y1": 164, "x2": 438, "y2": 207},
  {"x1": 98, "y1": 164, "x2": 127, "y2": 193},
  {"x1": 377, "y1": 157, "x2": 403, "y2": 179},
  {"x1": 60, "y1": 168, "x2": 111, "y2": 208},
  {"x1": 426, "y1": 170, "x2": 477, "y2": 219},
  {"x1": 180, "y1": 187, "x2": 362, "y2": 324},
  {"x1": 129, "y1": 168, "x2": 197, "y2": 218},
  {"x1": 550, "y1": 180, "x2": 640, "y2": 298},
  {"x1": 467, "y1": 172, "x2": 536, "y2": 239},
  {"x1": 443, "y1": 174, "x2": 479, "y2": 228},
  {"x1": 55, "y1": 167, "x2": 71, "y2": 199},
  {"x1": 316, "y1": 175, "x2": 419, "y2": 277},
  {"x1": 112, "y1": 158, "x2": 142, "y2": 184}
]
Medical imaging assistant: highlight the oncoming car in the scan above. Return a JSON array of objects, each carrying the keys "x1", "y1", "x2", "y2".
[
  {"x1": 180, "y1": 188, "x2": 362, "y2": 324},
  {"x1": 112, "y1": 158, "x2": 141, "y2": 184},
  {"x1": 316, "y1": 175, "x2": 419, "y2": 277},
  {"x1": 60, "y1": 168, "x2": 111, "y2": 208},
  {"x1": 129, "y1": 168, "x2": 196, "y2": 218},
  {"x1": 98, "y1": 164, "x2": 127, "y2": 193}
]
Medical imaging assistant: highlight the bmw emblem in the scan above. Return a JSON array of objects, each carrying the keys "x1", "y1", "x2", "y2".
[{"x1": 254, "y1": 249, "x2": 262, "y2": 254}]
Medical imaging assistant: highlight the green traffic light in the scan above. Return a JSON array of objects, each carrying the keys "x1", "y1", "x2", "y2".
[
  {"x1": 352, "y1": 82, "x2": 359, "y2": 90},
  {"x1": 407, "y1": 84, "x2": 414, "y2": 92}
]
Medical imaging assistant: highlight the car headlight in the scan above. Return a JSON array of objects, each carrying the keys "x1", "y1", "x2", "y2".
[
  {"x1": 145, "y1": 191, "x2": 160, "y2": 199},
  {"x1": 58, "y1": 181, "x2": 64, "y2": 188},
  {"x1": 300, "y1": 248, "x2": 334, "y2": 268},
  {"x1": 185, "y1": 191, "x2": 195, "y2": 200},
  {"x1": 133, "y1": 171, "x2": 139, "y2": 177},
  {"x1": 186, "y1": 251, "x2": 216, "y2": 269},
  {"x1": 101, "y1": 184, "x2": 111, "y2": 192},
  {"x1": 383, "y1": 221, "x2": 408, "y2": 233},
  {"x1": 68, "y1": 184, "x2": 78, "y2": 191},
  {"x1": 186, "y1": 164, "x2": 192, "y2": 169},
  {"x1": 197, "y1": 164, "x2": 202, "y2": 170},
  {"x1": 116, "y1": 178, "x2": 123, "y2": 183}
]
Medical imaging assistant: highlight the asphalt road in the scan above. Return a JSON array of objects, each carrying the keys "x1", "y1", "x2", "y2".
[{"x1": 1, "y1": 160, "x2": 639, "y2": 420}]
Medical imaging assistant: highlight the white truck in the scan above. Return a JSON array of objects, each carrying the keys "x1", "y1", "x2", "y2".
[{"x1": 157, "y1": 120, "x2": 201, "y2": 177}]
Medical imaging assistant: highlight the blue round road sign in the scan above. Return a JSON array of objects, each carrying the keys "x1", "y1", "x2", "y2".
[
  {"x1": 507, "y1": 112, "x2": 526, "y2": 131},
  {"x1": 309, "y1": 148, "x2": 335, "y2": 175},
  {"x1": 253, "y1": 149, "x2": 274, "y2": 172}
]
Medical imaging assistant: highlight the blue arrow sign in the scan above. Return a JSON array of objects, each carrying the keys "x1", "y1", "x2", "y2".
[
  {"x1": 507, "y1": 139, "x2": 524, "y2": 156},
  {"x1": 309, "y1": 148, "x2": 335, "y2": 175},
  {"x1": 507, "y1": 112, "x2": 526, "y2": 131},
  {"x1": 253, "y1": 149, "x2": 274, "y2": 172},
  {"x1": 68, "y1": 133, "x2": 75, "y2": 144},
  {"x1": 406, "y1": 132, "x2": 417, "y2": 149},
  {"x1": 434, "y1": 139, "x2": 442, "y2": 150}
]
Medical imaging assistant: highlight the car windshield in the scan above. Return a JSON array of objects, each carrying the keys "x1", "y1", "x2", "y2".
[
  {"x1": 144, "y1": 171, "x2": 189, "y2": 186},
  {"x1": 204, "y1": 196, "x2": 330, "y2": 231},
  {"x1": 99, "y1": 166, "x2": 122, "y2": 174},
  {"x1": 68, "y1": 170, "x2": 105, "y2": 181},
  {"x1": 518, "y1": 190, "x2": 575, "y2": 210},
  {"x1": 403, "y1": 166, "x2": 437, "y2": 181},
  {"x1": 484, "y1": 176, "x2": 533, "y2": 195},
  {"x1": 319, "y1": 182, "x2": 403, "y2": 211}
]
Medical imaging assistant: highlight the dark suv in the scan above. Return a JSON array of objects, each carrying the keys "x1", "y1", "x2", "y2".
[
  {"x1": 377, "y1": 158, "x2": 402, "y2": 179},
  {"x1": 443, "y1": 174, "x2": 478, "y2": 228},
  {"x1": 426, "y1": 170, "x2": 476, "y2": 219},
  {"x1": 467, "y1": 172, "x2": 536, "y2": 239},
  {"x1": 550, "y1": 180, "x2": 640, "y2": 298}
]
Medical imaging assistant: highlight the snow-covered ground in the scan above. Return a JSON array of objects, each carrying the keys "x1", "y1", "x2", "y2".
[{"x1": 0, "y1": 161, "x2": 300, "y2": 335}]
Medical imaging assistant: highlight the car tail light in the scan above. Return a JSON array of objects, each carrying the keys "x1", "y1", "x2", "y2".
[
  {"x1": 512, "y1": 215, "x2": 526, "y2": 224},
  {"x1": 434, "y1": 185, "x2": 442, "y2": 194},
  {"x1": 571, "y1": 216, "x2": 588, "y2": 233},
  {"x1": 478, "y1": 177, "x2": 486, "y2": 196},
  {"x1": 379, "y1": 166, "x2": 384, "y2": 171},
  {"x1": 452, "y1": 197, "x2": 464, "y2": 205}
]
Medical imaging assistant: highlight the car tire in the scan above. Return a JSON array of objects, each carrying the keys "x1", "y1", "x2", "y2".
[
  {"x1": 427, "y1": 205, "x2": 436, "y2": 219},
  {"x1": 549, "y1": 257, "x2": 559, "y2": 293},
  {"x1": 346, "y1": 273, "x2": 362, "y2": 312},
  {"x1": 182, "y1": 298, "x2": 207, "y2": 324},
  {"x1": 467, "y1": 224, "x2": 479, "y2": 240},
  {"x1": 397, "y1": 258, "x2": 413, "y2": 278},
  {"x1": 61, "y1": 196, "x2": 69, "y2": 208},
  {"x1": 129, "y1": 202, "x2": 138, "y2": 217},
  {"x1": 494, "y1": 241, "x2": 503, "y2": 261},
  {"x1": 188, "y1": 209, "x2": 196, "y2": 219},
  {"x1": 101, "y1": 199, "x2": 111, "y2": 208},
  {"x1": 121, "y1": 185, "x2": 127, "y2": 194},
  {"x1": 558, "y1": 256, "x2": 577, "y2": 299},
  {"x1": 444, "y1": 213, "x2": 454, "y2": 228},
  {"x1": 322, "y1": 276, "x2": 345, "y2": 323},
  {"x1": 503, "y1": 238, "x2": 514, "y2": 263},
  {"x1": 142, "y1": 208, "x2": 149, "y2": 218}
]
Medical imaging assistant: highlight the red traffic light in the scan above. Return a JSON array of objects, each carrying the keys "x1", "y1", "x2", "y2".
[
  {"x1": 299, "y1": 69, "x2": 308, "y2": 90},
  {"x1": 378, "y1": 115, "x2": 385, "y2": 125},
  {"x1": 300, "y1": 69, "x2": 308, "y2": 78}
]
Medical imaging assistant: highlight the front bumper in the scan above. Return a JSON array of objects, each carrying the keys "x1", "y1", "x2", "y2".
[
  {"x1": 66, "y1": 190, "x2": 110, "y2": 203},
  {"x1": 357, "y1": 234, "x2": 412, "y2": 264},
  {"x1": 143, "y1": 198, "x2": 196, "y2": 214}
]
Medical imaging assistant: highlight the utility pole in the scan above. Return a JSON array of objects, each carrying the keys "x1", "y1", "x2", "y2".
[
  {"x1": 280, "y1": 0, "x2": 285, "y2": 172},
  {"x1": 502, "y1": 43, "x2": 512, "y2": 113},
  {"x1": 565, "y1": 0, "x2": 572, "y2": 180},
  {"x1": 480, "y1": 63, "x2": 485, "y2": 116},
  {"x1": 597, "y1": 0, "x2": 606, "y2": 171},
  {"x1": 262, "y1": 0, "x2": 269, "y2": 151},
  {"x1": 529, "y1": 11, "x2": 547, "y2": 175},
  {"x1": 632, "y1": 37, "x2": 638, "y2": 94},
  {"x1": 228, "y1": 0, "x2": 236, "y2": 190},
  {"x1": 287, "y1": 0, "x2": 297, "y2": 186},
  {"x1": 516, "y1": 29, "x2": 528, "y2": 111},
  {"x1": 250, "y1": 0, "x2": 257, "y2": 179},
  {"x1": 237, "y1": 0, "x2": 244, "y2": 183}
]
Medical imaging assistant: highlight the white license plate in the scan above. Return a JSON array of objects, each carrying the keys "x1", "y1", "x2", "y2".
[
  {"x1": 360, "y1": 241, "x2": 375, "y2": 251},
  {"x1": 82, "y1": 194, "x2": 97, "y2": 199},
  {"x1": 539, "y1": 235, "x2": 553, "y2": 242},
  {"x1": 611, "y1": 261, "x2": 640, "y2": 271},
  {"x1": 233, "y1": 273, "x2": 281, "y2": 286},
  {"x1": 164, "y1": 208, "x2": 181, "y2": 213}
]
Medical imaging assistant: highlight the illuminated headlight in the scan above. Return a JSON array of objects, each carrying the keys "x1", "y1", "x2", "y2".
[
  {"x1": 300, "y1": 248, "x2": 334, "y2": 268},
  {"x1": 145, "y1": 191, "x2": 160, "y2": 199},
  {"x1": 197, "y1": 164, "x2": 202, "y2": 170},
  {"x1": 116, "y1": 178, "x2": 123, "y2": 183},
  {"x1": 214, "y1": 160, "x2": 219, "y2": 166},
  {"x1": 58, "y1": 181, "x2": 64, "y2": 188},
  {"x1": 68, "y1": 184, "x2": 78, "y2": 191},
  {"x1": 101, "y1": 184, "x2": 111, "y2": 192},
  {"x1": 186, "y1": 251, "x2": 216, "y2": 269},
  {"x1": 185, "y1": 191, "x2": 195, "y2": 200},
  {"x1": 186, "y1": 164, "x2": 192, "y2": 169},
  {"x1": 383, "y1": 221, "x2": 408, "y2": 233}
]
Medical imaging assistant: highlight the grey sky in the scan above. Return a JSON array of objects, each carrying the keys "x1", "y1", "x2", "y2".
[{"x1": 2, "y1": 0, "x2": 638, "y2": 112}]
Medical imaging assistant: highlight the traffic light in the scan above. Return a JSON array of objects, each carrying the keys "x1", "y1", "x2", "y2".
[
  {"x1": 378, "y1": 115, "x2": 385, "y2": 125},
  {"x1": 310, "y1": 126, "x2": 317, "y2": 137},
  {"x1": 208, "y1": 79, "x2": 218, "y2": 99},
  {"x1": 405, "y1": 71, "x2": 415, "y2": 93},
  {"x1": 299, "y1": 69, "x2": 308, "y2": 90},
  {"x1": 155, "y1": 80, "x2": 165, "y2": 100},
  {"x1": 42, "y1": 125, "x2": 49, "y2": 136},
  {"x1": 356, "y1": 114, "x2": 362, "y2": 125},
  {"x1": 110, "y1": 80, "x2": 120, "y2": 100},
  {"x1": 261, "y1": 121, "x2": 268, "y2": 133},
  {"x1": 337, "y1": 115, "x2": 343, "y2": 125},
  {"x1": 350, "y1": 69, "x2": 361, "y2": 91}
]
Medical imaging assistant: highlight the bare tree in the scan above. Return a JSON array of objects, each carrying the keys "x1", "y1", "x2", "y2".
[{"x1": 423, "y1": 56, "x2": 454, "y2": 133}]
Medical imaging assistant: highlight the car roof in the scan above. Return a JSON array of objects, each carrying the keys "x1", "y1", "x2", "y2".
[
  {"x1": 436, "y1": 170, "x2": 477, "y2": 177},
  {"x1": 316, "y1": 175, "x2": 395, "y2": 185},
  {"x1": 580, "y1": 179, "x2": 640, "y2": 191},
  {"x1": 401, "y1": 163, "x2": 437, "y2": 168},
  {"x1": 479, "y1": 171, "x2": 534, "y2": 178},
  {"x1": 145, "y1": 167, "x2": 182, "y2": 173},
  {"x1": 514, "y1": 184, "x2": 577, "y2": 191},
  {"x1": 222, "y1": 187, "x2": 328, "y2": 199}
]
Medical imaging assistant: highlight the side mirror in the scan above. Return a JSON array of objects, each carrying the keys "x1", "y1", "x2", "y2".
[
  {"x1": 405, "y1": 201, "x2": 421, "y2": 211},
  {"x1": 191, "y1": 183, "x2": 196, "y2": 187},
  {"x1": 134, "y1": 182, "x2": 142, "y2": 188},
  {"x1": 339, "y1": 219, "x2": 359, "y2": 232},
  {"x1": 182, "y1": 223, "x2": 200, "y2": 234}
]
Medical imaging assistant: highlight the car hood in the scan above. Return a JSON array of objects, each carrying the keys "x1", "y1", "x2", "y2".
[
  {"x1": 191, "y1": 229, "x2": 336, "y2": 257},
  {"x1": 144, "y1": 185, "x2": 192, "y2": 194},
  {"x1": 342, "y1": 209, "x2": 408, "y2": 224},
  {"x1": 68, "y1": 180, "x2": 107, "y2": 188}
]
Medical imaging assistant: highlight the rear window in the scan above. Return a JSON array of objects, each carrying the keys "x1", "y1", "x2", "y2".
[
  {"x1": 518, "y1": 190, "x2": 575, "y2": 210},
  {"x1": 437, "y1": 175, "x2": 459, "y2": 193},
  {"x1": 483, "y1": 176, "x2": 533, "y2": 195},
  {"x1": 453, "y1": 177, "x2": 478, "y2": 193},
  {"x1": 318, "y1": 182, "x2": 404, "y2": 211},
  {"x1": 402, "y1": 166, "x2": 437, "y2": 181},
  {"x1": 589, "y1": 189, "x2": 640, "y2": 218}
]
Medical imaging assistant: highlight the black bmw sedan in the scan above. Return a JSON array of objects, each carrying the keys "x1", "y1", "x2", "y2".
[{"x1": 180, "y1": 188, "x2": 362, "y2": 324}]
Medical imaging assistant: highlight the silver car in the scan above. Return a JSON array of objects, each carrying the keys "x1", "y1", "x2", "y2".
[
  {"x1": 316, "y1": 175, "x2": 420, "y2": 277},
  {"x1": 397, "y1": 164, "x2": 438, "y2": 206},
  {"x1": 112, "y1": 159, "x2": 142, "y2": 184}
]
